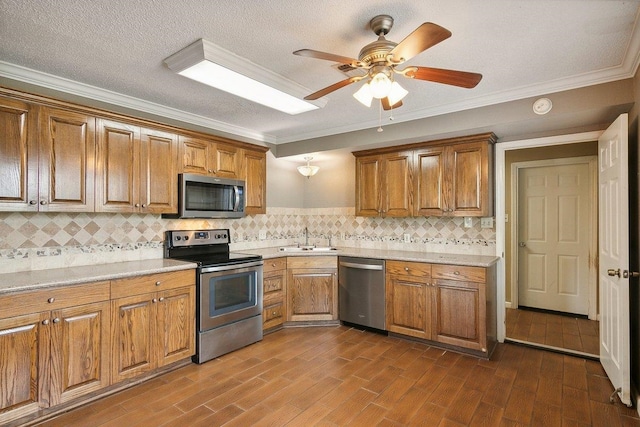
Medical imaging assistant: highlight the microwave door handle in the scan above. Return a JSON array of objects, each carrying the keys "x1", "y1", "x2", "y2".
[{"x1": 233, "y1": 186, "x2": 240, "y2": 211}]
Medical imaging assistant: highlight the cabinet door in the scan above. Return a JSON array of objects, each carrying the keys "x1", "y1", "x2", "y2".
[
  {"x1": 0, "y1": 312, "x2": 49, "y2": 424},
  {"x1": 49, "y1": 301, "x2": 110, "y2": 406},
  {"x1": 96, "y1": 119, "x2": 140, "y2": 212},
  {"x1": 433, "y1": 279, "x2": 487, "y2": 352},
  {"x1": 382, "y1": 151, "x2": 413, "y2": 217},
  {"x1": 448, "y1": 141, "x2": 492, "y2": 216},
  {"x1": 287, "y1": 268, "x2": 337, "y2": 321},
  {"x1": 355, "y1": 155, "x2": 382, "y2": 216},
  {"x1": 111, "y1": 294, "x2": 155, "y2": 382},
  {"x1": 244, "y1": 149, "x2": 266, "y2": 215},
  {"x1": 0, "y1": 97, "x2": 36, "y2": 211},
  {"x1": 156, "y1": 287, "x2": 194, "y2": 367},
  {"x1": 38, "y1": 107, "x2": 96, "y2": 212},
  {"x1": 213, "y1": 143, "x2": 241, "y2": 178},
  {"x1": 385, "y1": 275, "x2": 433, "y2": 340},
  {"x1": 180, "y1": 136, "x2": 212, "y2": 175},
  {"x1": 414, "y1": 146, "x2": 447, "y2": 216},
  {"x1": 140, "y1": 128, "x2": 178, "y2": 213}
]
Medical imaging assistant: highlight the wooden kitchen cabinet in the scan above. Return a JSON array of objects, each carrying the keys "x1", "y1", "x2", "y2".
[
  {"x1": 0, "y1": 282, "x2": 110, "y2": 425},
  {"x1": 355, "y1": 150, "x2": 413, "y2": 217},
  {"x1": 415, "y1": 138, "x2": 494, "y2": 217},
  {"x1": 287, "y1": 256, "x2": 338, "y2": 322},
  {"x1": 179, "y1": 135, "x2": 242, "y2": 179},
  {"x1": 96, "y1": 119, "x2": 178, "y2": 213},
  {"x1": 0, "y1": 98, "x2": 96, "y2": 212},
  {"x1": 385, "y1": 260, "x2": 434, "y2": 340},
  {"x1": 243, "y1": 148, "x2": 267, "y2": 214},
  {"x1": 262, "y1": 257, "x2": 287, "y2": 331},
  {"x1": 110, "y1": 270, "x2": 195, "y2": 382}
]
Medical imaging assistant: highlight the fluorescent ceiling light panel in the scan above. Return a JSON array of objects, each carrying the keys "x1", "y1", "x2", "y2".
[{"x1": 164, "y1": 39, "x2": 325, "y2": 115}]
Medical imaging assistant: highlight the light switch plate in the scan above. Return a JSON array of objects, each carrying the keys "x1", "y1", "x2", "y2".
[
  {"x1": 481, "y1": 217, "x2": 494, "y2": 229},
  {"x1": 463, "y1": 217, "x2": 473, "y2": 228},
  {"x1": 403, "y1": 233, "x2": 411, "y2": 243},
  {"x1": 259, "y1": 230, "x2": 267, "y2": 240}
]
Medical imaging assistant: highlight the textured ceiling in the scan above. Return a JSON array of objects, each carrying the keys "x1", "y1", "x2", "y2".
[{"x1": 0, "y1": 0, "x2": 639, "y2": 147}]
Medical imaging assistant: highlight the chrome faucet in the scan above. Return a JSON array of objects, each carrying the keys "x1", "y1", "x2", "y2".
[{"x1": 304, "y1": 227, "x2": 309, "y2": 246}]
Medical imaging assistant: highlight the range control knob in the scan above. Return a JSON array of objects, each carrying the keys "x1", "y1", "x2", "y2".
[
  {"x1": 175, "y1": 236, "x2": 181, "y2": 241},
  {"x1": 184, "y1": 236, "x2": 189, "y2": 241}
]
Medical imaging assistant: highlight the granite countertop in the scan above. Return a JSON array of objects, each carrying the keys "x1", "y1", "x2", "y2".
[
  {"x1": 245, "y1": 246, "x2": 500, "y2": 267},
  {"x1": 0, "y1": 259, "x2": 197, "y2": 294}
]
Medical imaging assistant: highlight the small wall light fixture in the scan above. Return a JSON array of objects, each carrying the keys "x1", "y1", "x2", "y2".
[{"x1": 297, "y1": 157, "x2": 319, "y2": 178}]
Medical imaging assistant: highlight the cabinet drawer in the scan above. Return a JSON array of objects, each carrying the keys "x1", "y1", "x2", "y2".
[
  {"x1": 111, "y1": 270, "x2": 196, "y2": 299},
  {"x1": 287, "y1": 256, "x2": 336, "y2": 269},
  {"x1": 386, "y1": 260, "x2": 431, "y2": 278},
  {"x1": 264, "y1": 257, "x2": 287, "y2": 273},
  {"x1": 263, "y1": 301, "x2": 285, "y2": 329},
  {"x1": 264, "y1": 274, "x2": 284, "y2": 295},
  {"x1": 0, "y1": 281, "x2": 110, "y2": 319},
  {"x1": 432, "y1": 265, "x2": 485, "y2": 283}
]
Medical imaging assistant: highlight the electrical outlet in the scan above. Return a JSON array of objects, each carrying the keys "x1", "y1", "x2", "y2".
[
  {"x1": 259, "y1": 230, "x2": 267, "y2": 240},
  {"x1": 481, "y1": 217, "x2": 494, "y2": 229},
  {"x1": 403, "y1": 233, "x2": 411, "y2": 243},
  {"x1": 463, "y1": 217, "x2": 473, "y2": 228}
]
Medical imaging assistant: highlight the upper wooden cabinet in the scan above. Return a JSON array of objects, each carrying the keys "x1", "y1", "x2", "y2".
[
  {"x1": 244, "y1": 149, "x2": 267, "y2": 215},
  {"x1": 179, "y1": 136, "x2": 242, "y2": 179},
  {"x1": 0, "y1": 99, "x2": 96, "y2": 212},
  {"x1": 355, "y1": 150, "x2": 413, "y2": 217},
  {"x1": 96, "y1": 119, "x2": 178, "y2": 213},
  {"x1": 354, "y1": 133, "x2": 496, "y2": 218}
]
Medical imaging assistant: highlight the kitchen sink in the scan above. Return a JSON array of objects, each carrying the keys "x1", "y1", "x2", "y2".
[{"x1": 279, "y1": 246, "x2": 337, "y2": 252}]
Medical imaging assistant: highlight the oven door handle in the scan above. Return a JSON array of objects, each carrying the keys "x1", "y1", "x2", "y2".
[{"x1": 200, "y1": 260, "x2": 263, "y2": 273}]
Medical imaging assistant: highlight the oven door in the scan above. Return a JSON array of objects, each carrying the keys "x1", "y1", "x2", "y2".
[{"x1": 199, "y1": 261, "x2": 263, "y2": 331}]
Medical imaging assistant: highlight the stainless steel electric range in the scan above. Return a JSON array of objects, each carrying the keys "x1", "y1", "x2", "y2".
[{"x1": 164, "y1": 229, "x2": 263, "y2": 364}]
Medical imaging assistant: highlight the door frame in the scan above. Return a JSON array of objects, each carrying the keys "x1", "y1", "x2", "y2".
[
  {"x1": 509, "y1": 156, "x2": 598, "y2": 320},
  {"x1": 495, "y1": 130, "x2": 603, "y2": 342}
]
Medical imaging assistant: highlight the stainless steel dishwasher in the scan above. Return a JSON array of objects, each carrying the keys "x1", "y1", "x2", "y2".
[{"x1": 338, "y1": 257, "x2": 385, "y2": 330}]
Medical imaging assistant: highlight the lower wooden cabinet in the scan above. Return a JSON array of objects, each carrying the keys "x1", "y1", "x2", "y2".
[
  {"x1": 287, "y1": 256, "x2": 338, "y2": 322},
  {"x1": 263, "y1": 257, "x2": 287, "y2": 331},
  {"x1": 110, "y1": 270, "x2": 195, "y2": 382},
  {"x1": 0, "y1": 282, "x2": 111, "y2": 425},
  {"x1": 385, "y1": 260, "x2": 497, "y2": 357}
]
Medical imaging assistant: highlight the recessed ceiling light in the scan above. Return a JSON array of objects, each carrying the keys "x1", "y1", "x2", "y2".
[
  {"x1": 533, "y1": 97, "x2": 552, "y2": 115},
  {"x1": 164, "y1": 39, "x2": 326, "y2": 115}
]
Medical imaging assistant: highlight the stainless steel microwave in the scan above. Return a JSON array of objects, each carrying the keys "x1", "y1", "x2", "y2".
[{"x1": 172, "y1": 173, "x2": 245, "y2": 219}]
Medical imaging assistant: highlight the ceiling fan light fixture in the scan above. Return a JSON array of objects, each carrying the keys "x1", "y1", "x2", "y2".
[
  {"x1": 369, "y1": 72, "x2": 392, "y2": 99},
  {"x1": 387, "y1": 81, "x2": 408, "y2": 105},
  {"x1": 297, "y1": 157, "x2": 319, "y2": 178},
  {"x1": 353, "y1": 83, "x2": 373, "y2": 107},
  {"x1": 164, "y1": 39, "x2": 326, "y2": 115}
]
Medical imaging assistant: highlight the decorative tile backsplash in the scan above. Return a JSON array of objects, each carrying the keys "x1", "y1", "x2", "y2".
[{"x1": 0, "y1": 208, "x2": 496, "y2": 274}]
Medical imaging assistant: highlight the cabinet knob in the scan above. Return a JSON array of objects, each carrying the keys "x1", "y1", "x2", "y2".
[
  {"x1": 208, "y1": 169, "x2": 214, "y2": 173},
  {"x1": 40, "y1": 200, "x2": 47, "y2": 205},
  {"x1": 135, "y1": 203, "x2": 140, "y2": 207},
  {"x1": 152, "y1": 298, "x2": 158, "y2": 303},
  {"x1": 42, "y1": 319, "x2": 50, "y2": 325},
  {"x1": 272, "y1": 311, "x2": 277, "y2": 315},
  {"x1": 52, "y1": 318, "x2": 60, "y2": 324},
  {"x1": 29, "y1": 200, "x2": 37, "y2": 205},
  {"x1": 159, "y1": 297, "x2": 165, "y2": 302},
  {"x1": 404, "y1": 267, "x2": 409, "y2": 272},
  {"x1": 141, "y1": 204, "x2": 146, "y2": 208},
  {"x1": 453, "y1": 271, "x2": 460, "y2": 275},
  {"x1": 47, "y1": 297, "x2": 55, "y2": 303},
  {"x1": 155, "y1": 281, "x2": 161, "y2": 286}
]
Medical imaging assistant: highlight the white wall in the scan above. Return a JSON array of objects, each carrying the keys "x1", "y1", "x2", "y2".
[{"x1": 266, "y1": 151, "x2": 304, "y2": 208}]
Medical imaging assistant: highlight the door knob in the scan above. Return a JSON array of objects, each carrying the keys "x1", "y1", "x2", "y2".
[
  {"x1": 518, "y1": 242, "x2": 526, "y2": 247},
  {"x1": 608, "y1": 269, "x2": 621, "y2": 277}
]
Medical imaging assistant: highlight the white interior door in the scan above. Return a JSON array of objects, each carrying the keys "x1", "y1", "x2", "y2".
[
  {"x1": 517, "y1": 161, "x2": 593, "y2": 315},
  {"x1": 598, "y1": 113, "x2": 631, "y2": 406}
]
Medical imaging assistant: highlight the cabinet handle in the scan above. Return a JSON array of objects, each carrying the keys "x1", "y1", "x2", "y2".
[
  {"x1": 47, "y1": 297, "x2": 55, "y2": 303},
  {"x1": 42, "y1": 319, "x2": 50, "y2": 325},
  {"x1": 52, "y1": 318, "x2": 60, "y2": 324},
  {"x1": 404, "y1": 267, "x2": 409, "y2": 272},
  {"x1": 453, "y1": 271, "x2": 460, "y2": 275},
  {"x1": 155, "y1": 281, "x2": 161, "y2": 286},
  {"x1": 208, "y1": 169, "x2": 214, "y2": 173},
  {"x1": 29, "y1": 200, "x2": 37, "y2": 205},
  {"x1": 40, "y1": 200, "x2": 47, "y2": 205},
  {"x1": 141, "y1": 204, "x2": 146, "y2": 208},
  {"x1": 152, "y1": 298, "x2": 158, "y2": 303},
  {"x1": 159, "y1": 297, "x2": 165, "y2": 302},
  {"x1": 135, "y1": 203, "x2": 140, "y2": 207},
  {"x1": 271, "y1": 263, "x2": 276, "y2": 267},
  {"x1": 272, "y1": 311, "x2": 277, "y2": 315}
]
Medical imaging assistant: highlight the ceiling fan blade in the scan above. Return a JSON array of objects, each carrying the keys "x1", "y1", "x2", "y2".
[
  {"x1": 303, "y1": 77, "x2": 361, "y2": 100},
  {"x1": 293, "y1": 49, "x2": 359, "y2": 66},
  {"x1": 406, "y1": 66, "x2": 482, "y2": 88},
  {"x1": 381, "y1": 97, "x2": 403, "y2": 111},
  {"x1": 389, "y1": 23, "x2": 451, "y2": 63}
]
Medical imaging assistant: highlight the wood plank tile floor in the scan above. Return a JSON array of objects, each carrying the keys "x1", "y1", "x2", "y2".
[
  {"x1": 506, "y1": 308, "x2": 600, "y2": 356},
  {"x1": 36, "y1": 325, "x2": 638, "y2": 427}
]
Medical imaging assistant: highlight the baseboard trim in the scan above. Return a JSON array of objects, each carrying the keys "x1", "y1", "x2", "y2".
[{"x1": 504, "y1": 337, "x2": 599, "y2": 360}]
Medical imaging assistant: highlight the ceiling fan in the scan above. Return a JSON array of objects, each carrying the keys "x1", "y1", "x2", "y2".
[{"x1": 294, "y1": 15, "x2": 482, "y2": 110}]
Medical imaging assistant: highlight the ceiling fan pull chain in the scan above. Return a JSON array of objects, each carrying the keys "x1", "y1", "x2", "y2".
[{"x1": 377, "y1": 100, "x2": 383, "y2": 132}]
